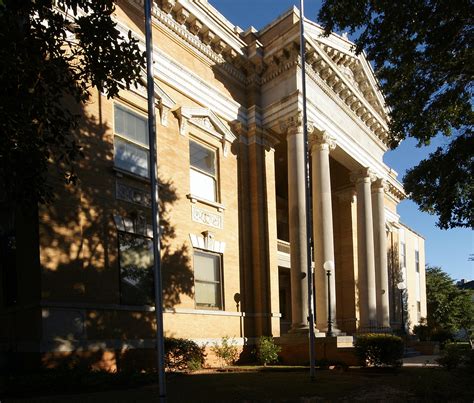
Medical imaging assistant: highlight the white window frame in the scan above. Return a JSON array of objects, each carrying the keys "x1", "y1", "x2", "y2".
[
  {"x1": 113, "y1": 103, "x2": 149, "y2": 178},
  {"x1": 193, "y1": 249, "x2": 223, "y2": 310},
  {"x1": 189, "y1": 139, "x2": 218, "y2": 202}
]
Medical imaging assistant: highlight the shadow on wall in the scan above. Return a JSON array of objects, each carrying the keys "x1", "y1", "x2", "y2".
[
  {"x1": 388, "y1": 243, "x2": 409, "y2": 332},
  {"x1": 36, "y1": 93, "x2": 194, "y2": 371}
]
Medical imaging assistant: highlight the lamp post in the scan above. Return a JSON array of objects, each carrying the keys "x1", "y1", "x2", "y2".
[
  {"x1": 323, "y1": 261, "x2": 335, "y2": 337},
  {"x1": 397, "y1": 281, "x2": 406, "y2": 335}
]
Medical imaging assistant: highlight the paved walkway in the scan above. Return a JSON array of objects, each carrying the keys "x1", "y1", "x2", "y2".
[{"x1": 402, "y1": 354, "x2": 440, "y2": 367}]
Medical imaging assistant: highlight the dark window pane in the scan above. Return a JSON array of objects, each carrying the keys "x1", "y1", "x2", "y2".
[
  {"x1": 190, "y1": 140, "x2": 215, "y2": 176},
  {"x1": 118, "y1": 232, "x2": 154, "y2": 305}
]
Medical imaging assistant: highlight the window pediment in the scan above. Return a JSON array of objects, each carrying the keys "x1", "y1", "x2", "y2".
[
  {"x1": 174, "y1": 106, "x2": 236, "y2": 157},
  {"x1": 132, "y1": 71, "x2": 176, "y2": 126}
]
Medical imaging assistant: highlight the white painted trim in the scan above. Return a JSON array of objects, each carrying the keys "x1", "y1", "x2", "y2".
[
  {"x1": 277, "y1": 251, "x2": 291, "y2": 269},
  {"x1": 115, "y1": 21, "x2": 247, "y2": 124},
  {"x1": 165, "y1": 307, "x2": 238, "y2": 317},
  {"x1": 385, "y1": 207, "x2": 400, "y2": 224}
]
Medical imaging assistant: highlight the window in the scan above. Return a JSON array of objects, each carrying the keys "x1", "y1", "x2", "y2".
[
  {"x1": 194, "y1": 250, "x2": 222, "y2": 309},
  {"x1": 400, "y1": 241, "x2": 406, "y2": 269},
  {"x1": 415, "y1": 250, "x2": 420, "y2": 273},
  {"x1": 118, "y1": 232, "x2": 154, "y2": 305},
  {"x1": 189, "y1": 140, "x2": 217, "y2": 202},
  {"x1": 114, "y1": 104, "x2": 149, "y2": 178}
]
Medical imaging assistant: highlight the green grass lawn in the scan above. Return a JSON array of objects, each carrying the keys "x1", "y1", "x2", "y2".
[{"x1": 3, "y1": 367, "x2": 474, "y2": 402}]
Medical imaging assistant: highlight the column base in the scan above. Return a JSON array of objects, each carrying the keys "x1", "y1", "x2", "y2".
[
  {"x1": 285, "y1": 324, "x2": 325, "y2": 337},
  {"x1": 320, "y1": 327, "x2": 344, "y2": 337},
  {"x1": 288, "y1": 323, "x2": 310, "y2": 334}
]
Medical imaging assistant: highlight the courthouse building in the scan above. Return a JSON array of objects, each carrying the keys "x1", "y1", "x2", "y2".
[{"x1": 0, "y1": 0, "x2": 426, "y2": 369}]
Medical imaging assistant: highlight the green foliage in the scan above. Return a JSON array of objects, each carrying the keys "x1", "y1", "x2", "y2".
[
  {"x1": 436, "y1": 343, "x2": 471, "y2": 370},
  {"x1": 413, "y1": 321, "x2": 453, "y2": 346},
  {"x1": 354, "y1": 334, "x2": 404, "y2": 367},
  {"x1": 413, "y1": 322, "x2": 431, "y2": 342},
  {"x1": 318, "y1": 0, "x2": 473, "y2": 229},
  {"x1": 0, "y1": 0, "x2": 144, "y2": 207},
  {"x1": 164, "y1": 337, "x2": 206, "y2": 372},
  {"x1": 426, "y1": 266, "x2": 474, "y2": 333},
  {"x1": 255, "y1": 336, "x2": 281, "y2": 366},
  {"x1": 211, "y1": 336, "x2": 239, "y2": 367},
  {"x1": 430, "y1": 329, "x2": 454, "y2": 346}
]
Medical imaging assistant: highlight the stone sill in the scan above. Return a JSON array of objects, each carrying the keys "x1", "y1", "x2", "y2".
[{"x1": 187, "y1": 193, "x2": 225, "y2": 212}]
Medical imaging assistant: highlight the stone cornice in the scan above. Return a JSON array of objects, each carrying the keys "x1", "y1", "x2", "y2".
[
  {"x1": 257, "y1": 36, "x2": 390, "y2": 148},
  {"x1": 317, "y1": 43, "x2": 387, "y2": 121},
  {"x1": 304, "y1": 36, "x2": 390, "y2": 146},
  {"x1": 127, "y1": 0, "x2": 246, "y2": 82},
  {"x1": 386, "y1": 181, "x2": 406, "y2": 202}
]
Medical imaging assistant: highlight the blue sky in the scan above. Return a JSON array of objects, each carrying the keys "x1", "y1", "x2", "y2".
[{"x1": 209, "y1": 0, "x2": 473, "y2": 281}]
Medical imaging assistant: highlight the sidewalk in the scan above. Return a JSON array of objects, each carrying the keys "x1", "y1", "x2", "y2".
[{"x1": 402, "y1": 354, "x2": 440, "y2": 367}]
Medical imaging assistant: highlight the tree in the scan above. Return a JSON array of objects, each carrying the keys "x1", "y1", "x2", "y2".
[
  {"x1": 0, "y1": 0, "x2": 145, "y2": 208},
  {"x1": 318, "y1": 0, "x2": 473, "y2": 229},
  {"x1": 425, "y1": 266, "x2": 473, "y2": 333}
]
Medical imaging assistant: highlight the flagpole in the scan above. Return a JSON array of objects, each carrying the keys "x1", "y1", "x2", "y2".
[
  {"x1": 299, "y1": 0, "x2": 316, "y2": 381},
  {"x1": 144, "y1": 0, "x2": 167, "y2": 400}
]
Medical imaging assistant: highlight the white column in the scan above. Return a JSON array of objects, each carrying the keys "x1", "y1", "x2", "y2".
[
  {"x1": 284, "y1": 114, "x2": 309, "y2": 332},
  {"x1": 310, "y1": 129, "x2": 338, "y2": 332},
  {"x1": 372, "y1": 178, "x2": 390, "y2": 328},
  {"x1": 351, "y1": 168, "x2": 377, "y2": 329}
]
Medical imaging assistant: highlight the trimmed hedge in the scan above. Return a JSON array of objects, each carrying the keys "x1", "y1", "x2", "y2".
[
  {"x1": 354, "y1": 333, "x2": 404, "y2": 367},
  {"x1": 164, "y1": 337, "x2": 206, "y2": 371}
]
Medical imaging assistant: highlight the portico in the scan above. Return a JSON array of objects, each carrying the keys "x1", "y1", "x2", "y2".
[{"x1": 277, "y1": 116, "x2": 394, "y2": 334}]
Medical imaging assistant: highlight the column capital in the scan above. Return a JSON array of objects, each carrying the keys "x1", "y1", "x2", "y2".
[
  {"x1": 334, "y1": 187, "x2": 356, "y2": 202},
  {"x1": 309, "y1": 129, "x2": 336, "y2": 152},
  {"x1": 350, "y1": 167, "x2": 376, "y2": 184},
  {"x1": 372, "y1": 177, "x2": 388, "y2": 193},
  {"x1": 280, "y1": 111, "x2": 314, "y2": 137}
]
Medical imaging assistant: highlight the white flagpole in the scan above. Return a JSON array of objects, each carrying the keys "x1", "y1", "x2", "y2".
[
  {"x1": 144, "y1": 0, "x2": 167, "y2": 400},
  {"x1": 299, "y1": 0, "x2": 316, "y2": 381}
]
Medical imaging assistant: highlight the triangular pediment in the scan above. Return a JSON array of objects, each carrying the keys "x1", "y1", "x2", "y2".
[
  {"x1": 138, "y1": 70, "x2": 176, "y2": 109},
  {"x1": 305, "y1": 24, "x2": 388, "y2": 121},
  {"x1": 173, "y1": 106, "x2": 236, "y2": 156},
  {"x1": 300, "y1": 24, "x2": 390, "y2": 144},
  {"x1": 321, "y1": 45, "x2": 387, "y2": 120}
]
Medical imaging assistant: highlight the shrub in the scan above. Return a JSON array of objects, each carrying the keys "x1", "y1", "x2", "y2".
[
  {"x1": 436, "y1": 343, "x2": 471, "y2": 370},
  {"x1": 255, "y1": 336, "x2": 281, "y2": 366},
  {"x1": 164, "y1": 337, "x2": 205, "y2": 371},
  {"x1": 431, "y1": 328, "x2": 453, "y2": 346},
  {"x1": 413, "y1": 324, "x2": 431, "y2": 341},
  {"x1": 211, "y1": 336, "x2": 239, "y2": 367},
  {"x1": 463, "y1": 349, "x2": 474, "y2": 371},
  {"x1": 354, "y1": 333, "x2": 404, "y2": 367}
]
